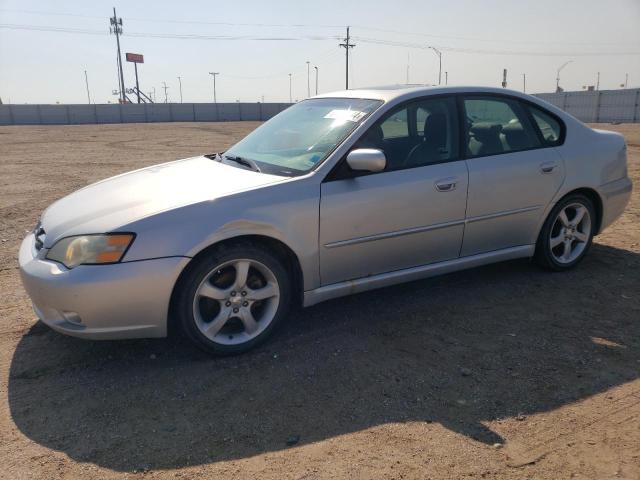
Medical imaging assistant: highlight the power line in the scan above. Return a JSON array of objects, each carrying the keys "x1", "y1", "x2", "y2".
[
  {"x1": 4, "y1": 7, "x2": 638, "y2": 50},
  {"x1": 354, "y1": 36, "x2": 640, "y2": 57},
  {"x1": 1, "y1": 8, "x2": 633, "y2": 48},
  {"x1": 350, "y1": 24, "x2": 633, "y2": 47},
  {"x1": 0, "y1": 8, "x2": 345, "y2": 29},
  {"x1": 0, "y1": 23, "x2": 340, "y2": 41},
  {"x1": 2, "y1": 23, "x2": 638, "y2": 57}
]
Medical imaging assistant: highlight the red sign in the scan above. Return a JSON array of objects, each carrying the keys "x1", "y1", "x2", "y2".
[{"x1": 126, "y1": 53, "x2": 144, "y2": 63}]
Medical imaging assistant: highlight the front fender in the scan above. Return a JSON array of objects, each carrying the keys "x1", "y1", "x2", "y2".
[{"x1": 121, "y1": 179, "x2": 321, "y2": 291}]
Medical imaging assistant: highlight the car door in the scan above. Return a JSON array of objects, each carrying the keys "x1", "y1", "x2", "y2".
[
  {"x1": 319, "y1": 96, "x2": 469, "y2": 286},
  {"x1": 460, "y1": 95, "x2": 566, "y2": 257}
]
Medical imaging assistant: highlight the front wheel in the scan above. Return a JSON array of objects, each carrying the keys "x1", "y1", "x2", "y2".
[
  {"x1": 535, "y1": 194, "x2": 596, "y2": 271},
  {"x1": 175, "y1": 243, "x2": 291, "y2": 355}
]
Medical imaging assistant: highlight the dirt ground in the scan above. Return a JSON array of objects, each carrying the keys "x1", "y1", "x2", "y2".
[{"x1": 0, "y1": 121, "x2": 638, "y2": 480}]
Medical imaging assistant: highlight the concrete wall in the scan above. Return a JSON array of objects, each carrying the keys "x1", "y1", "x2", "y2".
[
  {"x1": 0, "y1": 102, "x2": 292, "y2": 126},
  {"x1": 535, "y1": 88, "x2": 640, "y2": 123},
  {"x1": 2, "y1": 89, "x2": 638, "y2": 125}
]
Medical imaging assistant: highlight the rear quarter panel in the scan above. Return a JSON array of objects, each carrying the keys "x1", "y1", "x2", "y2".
[{"x1": 543, "y1": 119, "x2": 631, "y2": 233}]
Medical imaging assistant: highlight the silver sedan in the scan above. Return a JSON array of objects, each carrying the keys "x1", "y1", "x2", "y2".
[{"x1": 19, "y1": 86, "x2": 632, "y2": 354}]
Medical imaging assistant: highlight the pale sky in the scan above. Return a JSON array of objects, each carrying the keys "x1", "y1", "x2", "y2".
[{"x1": 1, "y1": 0, "x2": 639, "y2": 104}]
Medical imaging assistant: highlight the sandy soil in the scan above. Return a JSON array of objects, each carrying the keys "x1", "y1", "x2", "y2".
[{"x1": 0, "y1": 122, "x2": 638, "y2": 480}]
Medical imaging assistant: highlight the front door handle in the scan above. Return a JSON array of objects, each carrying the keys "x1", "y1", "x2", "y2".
[
  {"x1": 540, "y1": 161, "x2": 558, "y2": 174},
  {"x1": 434, "y1": 177, "x2": 458, "y2": 192}
]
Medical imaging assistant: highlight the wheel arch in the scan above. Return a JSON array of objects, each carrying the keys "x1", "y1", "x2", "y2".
[
  {"x1": 559, "y1": 187, "x2": 604, "y2": 235},
  {"x1": 167, "y1": 234, "x2": 304, "y2": 337}
]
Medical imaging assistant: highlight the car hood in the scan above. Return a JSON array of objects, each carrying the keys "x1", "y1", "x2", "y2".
[{"x1": 40, "y1": 156, "x2": 287, "y2": 247}]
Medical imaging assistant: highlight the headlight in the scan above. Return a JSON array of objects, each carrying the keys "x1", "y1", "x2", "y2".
[{"x1": 46, "y1": 233, "x2": 135, "y2": 269}]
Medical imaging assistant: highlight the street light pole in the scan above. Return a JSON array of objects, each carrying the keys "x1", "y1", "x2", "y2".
[
  {"x1": 522, "y1": 73, "x2": 526, "y2": 93},
  {"x1": 314, "y1": 66, "x2": 318, "y2": 95},
  {"x1": 288, "y1": 73, "x2": 292, "y2": 103},
  {"x1": 306, "y1": 61, "x2": 310, "y2": 98},
  {"x1": 428, "y1": 46, "x2": 442, "y2": 85},
  {"x1": 177, "y1": 76, "x2": 183, "y2": 103},
  {"x1": 556, "y1": 60, "x2": 573, "y2": 92},
  {"x1": 209, "y1": 72, "x2": 219, "y2": 103},
  {"x1": 84, "y1": 70, "x2": 91, "y2": 104}
]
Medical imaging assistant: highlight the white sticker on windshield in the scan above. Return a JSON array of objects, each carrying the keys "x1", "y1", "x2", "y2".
[{"x1": 324, "y1": 109, "x2": 366, "y2": 122}]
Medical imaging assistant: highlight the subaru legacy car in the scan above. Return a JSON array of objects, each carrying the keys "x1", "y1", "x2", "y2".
[{"x1": 19, "y1": 86, "x2": 632, "y2": 354}]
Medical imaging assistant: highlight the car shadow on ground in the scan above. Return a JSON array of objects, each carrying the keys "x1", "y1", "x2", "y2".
[{"x1": 7, "y1": 243, "x2": 640, "y2": 472}]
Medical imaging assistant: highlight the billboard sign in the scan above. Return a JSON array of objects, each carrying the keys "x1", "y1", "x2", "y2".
[{"x1": 126, "y1": 53, "x2": 144, "y2": 63}]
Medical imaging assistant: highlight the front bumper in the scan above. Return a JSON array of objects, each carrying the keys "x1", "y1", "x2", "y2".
[{"x1": 19, "y1": 233, "x2": 190, "y2": 340}]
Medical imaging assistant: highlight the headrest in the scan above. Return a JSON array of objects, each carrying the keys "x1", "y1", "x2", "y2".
[
  {"x1": 470, "y1": 122, "x2": 502, "y2": 140},
  {"x1": 423, "y1": 113, "x2": 447, "y2": 138},
  {"x1": 501, "y1": 122, "x2": 524, "y2": 134}
]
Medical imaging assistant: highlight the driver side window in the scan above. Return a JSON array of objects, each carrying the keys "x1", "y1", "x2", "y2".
[{"x1": 354, "y1": 96, "x2": 459, "y2": 172}]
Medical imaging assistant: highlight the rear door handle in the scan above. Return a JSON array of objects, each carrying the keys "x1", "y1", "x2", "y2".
[
  {"x1": 434, "y1": 177, "x2": 458, "y2": 192},
  {"x1": 540, "y1": 161, "x2": 558, "y2": 174}
]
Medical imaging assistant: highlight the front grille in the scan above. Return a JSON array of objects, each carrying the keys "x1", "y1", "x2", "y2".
[{"x1": 34, "y1": 224, "x2": 46, "y2": 251}]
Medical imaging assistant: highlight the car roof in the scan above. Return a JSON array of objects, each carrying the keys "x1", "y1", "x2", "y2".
[{"x1": 314, "y1": 85, "x2": 539, "y2": 103}]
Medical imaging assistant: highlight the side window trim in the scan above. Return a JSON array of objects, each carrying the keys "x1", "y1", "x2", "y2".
[
  {"x1": 526, "y1": 104, "x2": 566, "y2": 147},
  {"x1": 523, "y1": 104, "x2": 547, "y2": 147}
]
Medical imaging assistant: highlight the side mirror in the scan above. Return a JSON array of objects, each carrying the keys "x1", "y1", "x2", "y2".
[{"x1": 346, "y1": 148, "x2": 386, "y2": 173}]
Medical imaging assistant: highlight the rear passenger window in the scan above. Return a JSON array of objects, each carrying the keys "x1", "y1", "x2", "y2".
[
  {"x1": 529, "y1": 106, "x2": 562, "y2": 145},
  {"x1": 463, "y1": 97, "x2": 540, "y2": 157}
]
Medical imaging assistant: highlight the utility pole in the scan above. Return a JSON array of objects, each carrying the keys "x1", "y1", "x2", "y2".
[
  {"x1": 445, "y1": 71, "x2": 448, "y2": 85},
  {"x1": 522, "y1": 73, "x2": 526, "y2": 93},
  {"x1": 306, "y1": 61, "x2": 311, "y2": 98},
  {"x1": 428, "y1": 46, "x2": 442, "y2": 85},
  {"x1": 208, "y1": 72, "x2": 219, "y2": 103},
  {"x1": 314, "y1": 66, "x2": 318, "y2": 95},
  {"x1": 177, "y1": 76, "x2": 183, "y2": 103},
  {"x1": 556, "y1": 60, "x2": 572, "y2": 92},
  {"x1": 152, "y1": 86, "x2": 156, "y2": 103},
  {"x1": 84, "y1": 70, "x2": 91, "y2": 104},
  {"x1": 162, "y1": 82, "x2": 169, "y2": 103},
  {"x1": 406, "y1": 52, "x2": 410, "y2": 84},
  {"x1": 624, "y1": 73, "x2": 628, "y2": 88},
  {"x1": 109, "y1": 7, "x2": 125, "y2": 103},
  {"x1": 596, "y1": 71, "x2": 600, "y2": 90},
  {"x1": 406, "y1": 52, "x2": 409, "y2": 85},
  {"x1": 288, "y1": 73, "x2": 292, "y2": 102},
  {"x1": 339, "y1": 26, "x2": 355, "y2": 89}
]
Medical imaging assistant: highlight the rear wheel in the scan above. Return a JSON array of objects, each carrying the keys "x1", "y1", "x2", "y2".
[
  {"x1": 535, "y1": 194, "x2": 595, "y2": 271},
  {"x1": 175, "y1": 243, "x2": 291, "y2": 355}
]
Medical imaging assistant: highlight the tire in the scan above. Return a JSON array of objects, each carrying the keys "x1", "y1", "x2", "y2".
[
  {"x1": 174, "y1": 242, "x2": 292, "y2": 355},
  {"x1": 534, "y1": 194, "x2": 596, "y2": 271}
]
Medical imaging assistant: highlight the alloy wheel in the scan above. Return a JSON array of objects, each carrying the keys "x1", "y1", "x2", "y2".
[
  {"x1": 193, "y1": 259, "x2": 280, "y2": 345},
  {"x1": 549, "y1": 202, "x2": 592, "y2": 265}
]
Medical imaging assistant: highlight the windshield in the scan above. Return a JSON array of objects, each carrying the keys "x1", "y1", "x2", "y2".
[{"x1": 224, "y1": 97, "x2": 383, "y2": 176}]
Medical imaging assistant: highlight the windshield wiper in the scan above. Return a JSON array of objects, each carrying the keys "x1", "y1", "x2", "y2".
[{"x1": 222, "y1": 154, "x2": 261, "y2": 172}]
